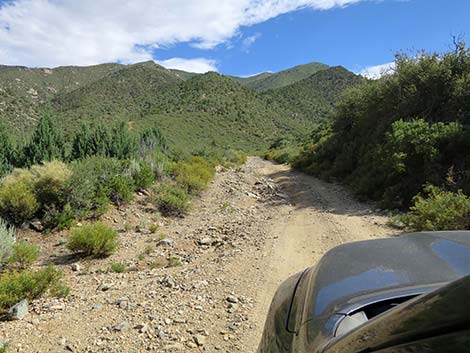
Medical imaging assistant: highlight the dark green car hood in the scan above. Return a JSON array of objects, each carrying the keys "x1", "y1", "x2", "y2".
[{"x1": 308, "y1": 231, "x2": 470, "y2": 320}]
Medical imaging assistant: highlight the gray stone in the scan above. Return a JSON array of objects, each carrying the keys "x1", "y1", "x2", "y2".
[
  {"x1": 115, "y1": 297, "x2": 129, "y2": 309},
  {"x1": 8, "y1": 299, "x2": 28, "y2": 320},
  {"x1": 100, "y1": 283, "x2": 113, "y2": 291},
  {"x1": 134, "y1": 323, "x2": 148, "y2": 333},
  {"x1": 161, "y1": 275, "x2": 177, "y2": 289},
  {"x1": 193, "y1": 334, "x2": 207, "y2": 347},
  {"x1": 226, "y1": 295, "x2": 239, "y2": 304},
  {"x1": 157, "y1": 239, "x2": 174, "y2": 247},
  {"x1": 198, "y1": 238, "x2": 212, "y2": 246},
  {"x1": 163, "y1": 343, "x2": 184, "y2": 351},
  {"x1": 71, "y1": 263, "x2": 81, "y2": 272},
  {"x1": 113, "y1": 322, "x2": 129, "y2": 331},
  {"x1": 29, "y1": 219, "x2": 43, "y2": 232}
]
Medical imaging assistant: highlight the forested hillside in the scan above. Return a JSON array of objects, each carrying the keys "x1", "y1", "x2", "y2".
[
  {"x1": 49, "y1": 61, "x2": 181, "y2": 129},
  {"x1": 0, "y1": 60, "x2": 362, "y2": 154},
  {"x1": 264, "y1": 66, "x2": 364, "y2": 123}
]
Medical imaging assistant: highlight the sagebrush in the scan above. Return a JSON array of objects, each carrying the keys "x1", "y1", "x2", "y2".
[{"x1": 67, "y1": 222, "x2": 118, "y2": 257}]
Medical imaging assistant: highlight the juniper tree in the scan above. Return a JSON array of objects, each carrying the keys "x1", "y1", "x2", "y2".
[{"x1": 23, "y1": 115, "x2": 64, "y2": 165}]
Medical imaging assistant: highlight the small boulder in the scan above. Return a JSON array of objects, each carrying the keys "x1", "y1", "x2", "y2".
[
  {"x1": 29, "y1": 219, "x2": 44, "y2": 232},
  {"x1": 157, "y1": 239, "x2": 174, "y2": 247},
  {"x1": 226, "y1": 295, "x2": 239, "y2": 304},
  {"x1": 161, "y1": 275, "x2": 177, "y2": 289},
  {"x1": 8, "y1": 299, "x2": 28, "y2": 320},
  {"x1": 198, "y1": 238, "x2": 212, "y2": 246},
  {"x1": 71, "y1": 263, "x2": 81, "y2": 272},
  {"x1": 134, "y1": 323, "x2": 148, "y2": 333},
  {"x1": 193, "y1": 334, "x2": 207, "y2": 347},
  {"x1": 100, "y1": 283, "x2": 113, "y2": 291},
  {"x1": 113, "y1": 322, "x2": 129, "y2": 332}
]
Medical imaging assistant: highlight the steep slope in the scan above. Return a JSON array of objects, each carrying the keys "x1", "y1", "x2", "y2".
[
  {"x1": 235, "y1": 62, "x2": 329, "y2": 91},
  {"x1": 47, "y1": 70, "x2": 311, "y2": 152},
  {"x1": 0, "y1": 63, "x2": 125, "y2": 133},
  {"x1": 265, "y1": 66, "x2": 364, "y2": 122},
  {"x1": 0, "y1": 87, "x2": 39, "y2": 134},
  {"x1": 49, "y1": 61, "x2": 181, "y2": 128},
  {"x1": 0, "y1": 63, "x2": 124, "y2": 102},
  {"x1": 143, "y1": 72, "x2": 308, "y2": 151}
]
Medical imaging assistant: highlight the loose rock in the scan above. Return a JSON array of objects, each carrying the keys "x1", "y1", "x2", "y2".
[{"x1": 8, "y1": 299, "x2": 28, "y2": 320}]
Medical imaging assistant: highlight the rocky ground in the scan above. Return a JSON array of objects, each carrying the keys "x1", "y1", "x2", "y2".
[{"x1": 0, "y1": 157, "x2": 399, "y2": 352}]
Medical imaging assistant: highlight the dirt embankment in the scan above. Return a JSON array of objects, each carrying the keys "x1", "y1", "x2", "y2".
[{"x1": 0, "y1": 157, "x2": 398, "y2": 353}]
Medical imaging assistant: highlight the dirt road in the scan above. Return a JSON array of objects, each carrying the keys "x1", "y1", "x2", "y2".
[
  {"x1": 0, "y1": 157, "x2": 398, "y2": 353},
  {"x1": 240, "y1": 158, "x2": 398, "y2": 351}
]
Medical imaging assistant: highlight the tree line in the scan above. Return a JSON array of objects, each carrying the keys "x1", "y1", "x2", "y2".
[{"x1": 0, "y1": 115, "x2": 167, "y2": 177}]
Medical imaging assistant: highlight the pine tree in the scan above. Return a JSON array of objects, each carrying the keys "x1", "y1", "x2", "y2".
[{"x1": 24, "y1": 114, "x2": 64, "y2": 165}]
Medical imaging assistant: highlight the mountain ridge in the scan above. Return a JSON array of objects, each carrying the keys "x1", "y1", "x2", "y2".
[{"x1": 0, "y1": 60, "x2": 363, "y2": 151}]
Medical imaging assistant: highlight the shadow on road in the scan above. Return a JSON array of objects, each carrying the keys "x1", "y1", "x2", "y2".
[{"x1": 265, "y1": 167, "x2": 380, "y2": 217}]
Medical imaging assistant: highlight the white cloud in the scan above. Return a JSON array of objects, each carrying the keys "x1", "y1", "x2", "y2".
[
  {"x1": 359, "y1": 61, "x2": 396, "y2": 79},
  {"x1": 0, "y1": 0, "x2": 369, "y2": 68},
  {"x1": 242, "y1": 33, "x2": 262, "y2": 53},
  {"x1": 156, "y1": 57, "x2": 217, "y2": 73}
]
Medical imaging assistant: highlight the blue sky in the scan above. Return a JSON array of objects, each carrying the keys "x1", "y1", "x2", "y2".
[
  {"x1": 153, "y1": 0, "x2": 470, "y2": 76},
  {"x1": 0, "y1": 0, "x2": 469, "y2": 76}
]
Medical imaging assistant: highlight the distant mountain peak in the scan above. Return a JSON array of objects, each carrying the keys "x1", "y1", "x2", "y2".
[{"x1": 233, "y1": 61, "x2": 330, "y2": 92}]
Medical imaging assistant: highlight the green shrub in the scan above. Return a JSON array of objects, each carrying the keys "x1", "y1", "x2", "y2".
[
  {"x1": 110, "y1": 263, "x2": 126, "y2": 273},
  {"x1": 0, "y1": 218, "x2": 15, "y2": 264},
  {"x1": 0, "y1": 169, "x2": 38, "y2": 225},
  {"x1": 128, "y1": 159, "x2": 155, "y2": 189},
  {"x1": 172, "y1": 157, "x2": 215, "y2": 195},
  {"x1": 154, "y1": 181, "x2": 190, "y2": 216},
  {"x1": 42, "y1": 204, "x2": 75, "y2": 231},
  {"x1": 148, "y1": 224, "x2": 159, "y2": 233},
  {"x1": 30, "y1": 161, "x2": 72, "y2": 210},
  {"x1": 168, "y1": 256, "x2": 182, "y2": 267},
  {"x1": 67, "y1": 157, "x2": 132, "y2": 216},
  {"x1": 0, "y1": 265, "x2": 65, "y2": 312},
  {"x1": 400, "y1": 185, "x2": 470, "y2": 231},
  {"x1": 294, "y1": 45, "x2": 470, "y2": 208},
  {"x1": 67, "y1": 222, "x2": 118, "y2": 257},
  {"x1": 48, "y1": 281, "x2": 70, "y2": 298},
  {"x1": 221, "y1": 150, "x2": 247, "y2": 167},
  {"x1": 8, "y1": 242, "x2": 40, "y2": 269},
  {"x1": 0, "y1": 162, "x2": 74, "y2": 228},
  {"x1": 109, "y1": 175, "x2": 134, "y2": 206},
  {"x1": 264, "y1": 146, "x2": 301, "y2": 164}
]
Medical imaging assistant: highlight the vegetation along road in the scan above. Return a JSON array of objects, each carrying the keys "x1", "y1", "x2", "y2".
[{"x1": 0, "y1": 157, "x2": 397, "y2": 352}]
